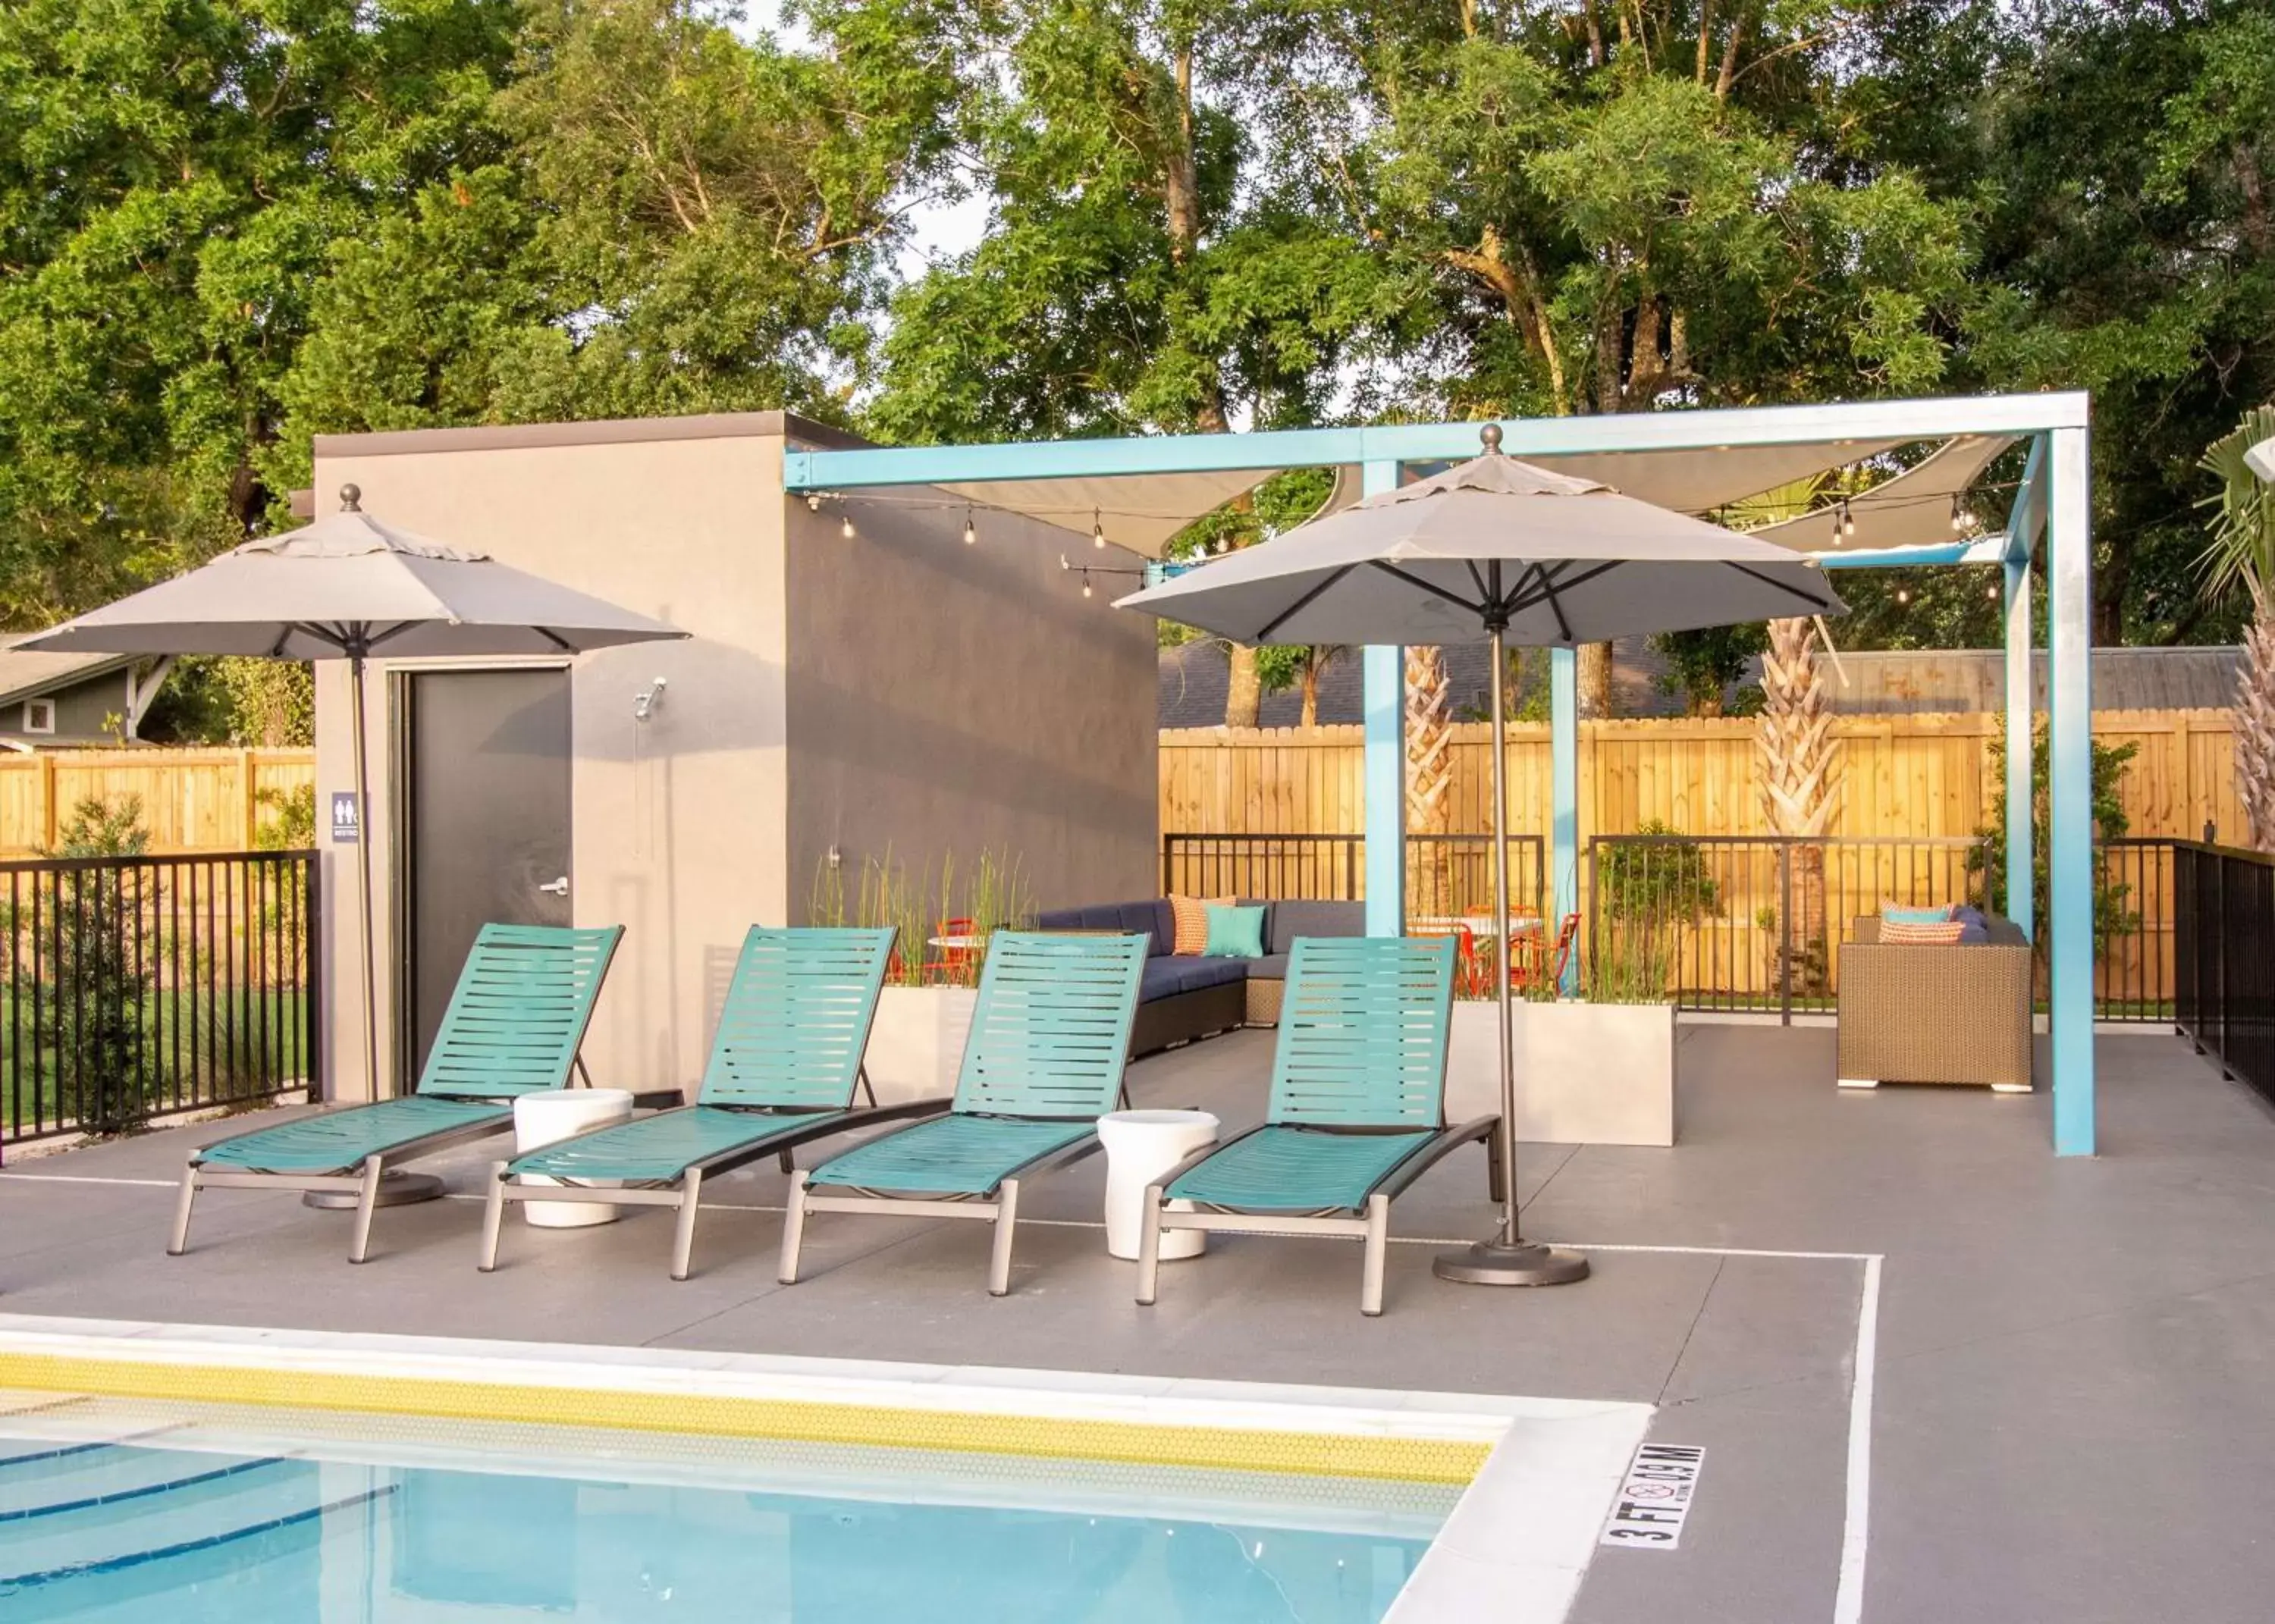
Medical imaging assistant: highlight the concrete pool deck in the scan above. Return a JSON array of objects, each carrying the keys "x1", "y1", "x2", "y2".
[{"x1": 2, "y1": 1022, "x2": 2269, "y2": 1622}]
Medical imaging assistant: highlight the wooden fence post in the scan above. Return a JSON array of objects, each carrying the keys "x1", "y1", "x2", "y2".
[
  {"x1": 39, "y1": 752, "x2": 57, "y2": 850},
  {"x1": 240, "y1": 748, "x2": 259, "y2": 851}
]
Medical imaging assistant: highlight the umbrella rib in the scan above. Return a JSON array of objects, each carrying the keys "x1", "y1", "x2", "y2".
[
  {"x1": 1255, "y1": 565, "x2": 1357, "y2": 643},
  {"x1": 533, "y1": 626, "x2": 576, "y2": 654},
  {"x1": 1505, "y1": 560, "x2": 1623, "y2": 621},
  {"x1": 1526, "y1": 563, "x2": 1580, "y2": 644},
  {"x1": 1365, "y1": 561, "x2": 1489, "y2": 619},
  {"x1": 1723, "y1": 560, "x2": 1837, "y2": 610}
]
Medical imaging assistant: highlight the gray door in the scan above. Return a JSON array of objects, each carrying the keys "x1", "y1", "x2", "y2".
[{"x1": 402, "y1": 669, "x2": 572, "y2": 1079}]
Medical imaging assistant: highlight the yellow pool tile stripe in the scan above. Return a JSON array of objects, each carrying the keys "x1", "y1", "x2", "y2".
[{"x1": 0, "y1": 1353, "x2": 1489, "y2": 1486}]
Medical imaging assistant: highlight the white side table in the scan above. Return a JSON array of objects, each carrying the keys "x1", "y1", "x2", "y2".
[
  {"x1": 1098, "y1": 1108, "x2": 1219, "y2": 1262},
  {"x1": 513, "y1": 1089, "x2": 634, "y2": 1228}
]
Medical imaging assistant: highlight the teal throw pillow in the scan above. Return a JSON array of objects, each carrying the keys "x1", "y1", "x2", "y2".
[
  {"x1": 1881, "y1": 904, "x2": 1954, "y2": 926},
  {"x1": 1203, "y1": 904, "x2": 1267, "y2": 959}
]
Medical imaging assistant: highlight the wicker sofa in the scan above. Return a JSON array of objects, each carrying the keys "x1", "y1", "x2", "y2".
[{"x1": 1835, "y1": 913, "x2": 2035, "y2": 1092}]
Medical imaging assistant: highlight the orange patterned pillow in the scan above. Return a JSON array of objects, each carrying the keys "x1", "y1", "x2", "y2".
[
  {"x1": 1169, "y1": 895, "x2": 1232, "y2": 955},
  {"x1": 1879, "y1": 919, "x2": 1966, "y2": 946}
]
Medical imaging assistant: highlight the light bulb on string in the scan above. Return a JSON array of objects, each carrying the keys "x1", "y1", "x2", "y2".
[
  {"x1": 839, "y1": 510, "x2": 855, "y2": 541},
  {"x1": 1082, "y1": 578, "x2": 1094, "y2": 599},
  {"x1": 962, "y1": 506, "x2": 976, "y2": 546},
  {"x1": 1093, "y1": 510, "x2": 1106, "y2": 550},
  {"x1": 1986, "y1": 583, "x2": 1999, "y2": 601},
  {"x1": 1840, "y1": 498, "x2": 1856, "y2": 541},
  {"x1": 1896, "y1": 587, "x2": 1912, "y2": 607},
  {"x1": 1059, "y1": 553, "x2": 1072, "y2": 572},
  {"x1": 1950, "y1": 496, "x2": 1966, "y2": 535},
  {"x1": 806, "y1": 492, "x2": 822, "y2": 513}
]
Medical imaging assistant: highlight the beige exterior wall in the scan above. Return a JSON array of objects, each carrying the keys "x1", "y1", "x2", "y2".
[
  {"x1": 311, "y1": 421, "x2": 790, "y2": 1102},
  {"x1": 306, "y1": 411, "x2": 1157, "y2": 1106},
  {"x1": 783, "y1": 493, "x2": 1158, "y2": 914}
]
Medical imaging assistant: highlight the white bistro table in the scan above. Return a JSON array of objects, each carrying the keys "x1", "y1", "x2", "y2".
[
  {"x1": 512, "y1": 1089, "x2": 634, "y2": 1228},
  {"x1": 1097, "y1": 1108, "x2": 1220, "y2": 1262}
]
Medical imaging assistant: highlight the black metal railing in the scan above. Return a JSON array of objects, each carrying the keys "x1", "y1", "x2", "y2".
[
  {"x1": 1583, "y1": 834, "x2": 1994, "y2": 1018},
  {"x1": 2095, "y1": 838, "x2": 2176, "y2": 1022},
  {"x1": 1162, "y1": 832, "x2": 1548, "y2": 923},
  {"x1": 2174, "y1": 841, "x2": 2275, "y2": 1108},
  {"x1": 1, "y1": 849, "x2": 318, "y2": 1148}
]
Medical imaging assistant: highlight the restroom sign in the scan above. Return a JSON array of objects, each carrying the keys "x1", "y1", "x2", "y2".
[
  {"x1": 330, "y1": 792, "x2": 361, "y2": 845},
  {"x1": 1600, "y1": 1443, "x2": 1704, "y2": 1549}
]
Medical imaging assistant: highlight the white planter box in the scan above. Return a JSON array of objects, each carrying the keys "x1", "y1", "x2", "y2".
[
  {"x1": 1446, "y1": 1000, "x2": 1676, "y2": 1147},
  {"x1": 861, "y1": 986, "x2": 977, "y2": 1105}
]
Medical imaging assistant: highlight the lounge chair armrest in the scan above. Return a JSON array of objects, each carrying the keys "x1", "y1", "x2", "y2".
[
  {"x1": 629, "y1": 1088, "x2": 687, "y2": 1110},
  {"x1": 1373, "y1": 1115, "x2": 1500, "y2": 1202}
]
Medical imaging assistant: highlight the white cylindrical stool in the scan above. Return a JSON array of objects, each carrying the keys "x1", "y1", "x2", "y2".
[
  {"x1": 513, "y1": 1089, "x2": 634, "y2": 1228},
  {"x1": 1098, "y1": 1108, "x2": 1219, "y2": 1262}
]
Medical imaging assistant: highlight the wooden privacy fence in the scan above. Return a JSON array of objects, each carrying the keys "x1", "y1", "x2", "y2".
[
  {"x1": 1159, "y1": 710, "x2": 2241, "y2": 845},
  {"x1": 0, "y1": 750, "x2": 318, "y2": 856}
]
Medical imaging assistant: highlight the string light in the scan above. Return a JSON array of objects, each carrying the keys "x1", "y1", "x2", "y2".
[
  {"x1": 806, "y1": 492, "x2": 823, "y2": 513},
  {"x1": 1093, "y1": 509, "x2": 1106, "y2": 549},
  {"x1": 1840, "y1": 498, "x2": 1856, "y2": 541},
  {"x1": 1896, "y1": 587, "x2": 1912, "y2": 606},
  {"x1": 962, "y1": 506, "x2": 977, "y2": 546},
  {"x1": 840, "y1": 510, "x2": 856, "y2": 541},
  {"x1": 1082, "y1": 579, "x2": 1094, "y2": 598},
  {"x1": 1987, "y1": 582, "x2": 1999, "y2": 601}
]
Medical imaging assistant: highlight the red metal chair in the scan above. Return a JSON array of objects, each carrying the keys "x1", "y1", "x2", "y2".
[
  {"x1": 1410, "y1": 920, "x2": 1484, "y2": 998},
  {"x1": 1509, "y1": 913, "x2": 1580, "y2": 995},
  {"x1": 926, "y1": 917, "x2": 982, "y2": 985}
]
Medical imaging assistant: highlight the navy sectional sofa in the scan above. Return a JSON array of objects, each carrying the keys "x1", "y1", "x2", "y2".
[{"x1": 1033, "y1": 898, "x2": 1365, "y2": 1054}]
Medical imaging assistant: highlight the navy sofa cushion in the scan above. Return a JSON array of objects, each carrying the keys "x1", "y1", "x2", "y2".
[
  {"x1": 1140, "y1": 956, "x2": 1247, "y2": 1002},
  {"x1": 1266, "y1": 900, "x2": 1366, "y2": 955},
  {"x1": 1246, "y1": 952, "x2": 1291, "y2": 983}
]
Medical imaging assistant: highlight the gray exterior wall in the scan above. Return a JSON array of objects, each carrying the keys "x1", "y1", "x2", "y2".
[
  {"x1": 0, "y1": 670, "x2": 133, "y2": 745},
  {"x1": 784, "y1": 488, "x2": 1158, "y2": 916}
]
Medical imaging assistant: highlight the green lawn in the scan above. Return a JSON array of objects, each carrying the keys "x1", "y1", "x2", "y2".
[{"x1": 1, "y1": 987, "x2": 309, "y2": 1139}]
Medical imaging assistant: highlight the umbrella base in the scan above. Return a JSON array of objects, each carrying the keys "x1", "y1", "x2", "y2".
[
  {"x1": 303, "y1": 1171, "x2": 446, "y2": 1211},
  {"x1": 1432, "y1": 1238, "x2": 1591, "y2": 1287}
]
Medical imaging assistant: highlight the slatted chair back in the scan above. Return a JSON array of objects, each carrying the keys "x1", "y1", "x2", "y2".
[
  {"x1": 697, "y1": 927, "x2": 896, "y2": 1108},
  {"x1": 415, "y1": 924, "x2": 624, "y2": 1100},
  {"x1": 1266, "y1": 936, "x2": 1456, "y2": 1128},
  {"x1": 952, "y1": 932, "x2": 1147, "y2": 1118}
]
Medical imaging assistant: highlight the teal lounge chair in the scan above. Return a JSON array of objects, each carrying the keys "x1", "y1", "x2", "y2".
[
  {"x1": 168, "y1": 923, "x2": 623, "y2": 1265},
  {"x1": 1134, "y1": 935, "x2": 1498, "y2": 1317},
  {"x1": 479, "y1": 926, "x2": 949, "y2": 1280},
  {"x1": 779, "y1": 931, "x2": 1147, "y2": 1297}
]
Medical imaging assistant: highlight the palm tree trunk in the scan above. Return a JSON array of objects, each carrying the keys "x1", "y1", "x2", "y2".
[
  {"x1": 1405, "y1": 646, "x2": 1455, "y2": 918},
  {"x1": 1756, "y1": 616, "x2": 1840, "y2": 994},
  {"x1": 2239, "y1": 585, "x2": 2275, "y2": 851}
]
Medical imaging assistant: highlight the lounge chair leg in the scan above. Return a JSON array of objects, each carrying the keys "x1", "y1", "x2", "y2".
[
  {"x1": 347, "y1": 1155, "x2": 385, "y2": 1265},
  {"x1": 670, "y1": 1168, "x2": 704, "y2": 1281},
  {"x1": 1485, "y1": 1129, "x2": 1506, "y2": 1205},
  {"x1": 477, "y1": 1163, "x2": 509, "y2": 1272},
  {"x1": 987, "y1": 1179, "x2": 1021, "y2": 1297},
  {"x1": 1135, "y1": 1183, "x2": 1165, "y2": 1306},
  {"x1": 777, "y1": 1171, "x2": 811, "y2": 1285},
  {"x1": 1360, "y1": 1193, "x2": 1390, "y2": 1317},
  {"x1": 167, "y1": 1159, "x2": 201, "y2": 1256}
]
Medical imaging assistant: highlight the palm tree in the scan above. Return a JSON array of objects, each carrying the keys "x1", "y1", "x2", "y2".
[
  {"x1": 1405, "y1": 645, "x2": 1456, "y2": 918},
  {"x1": 2200, "y1": 405, "x2": 2275, "y2": 851}
]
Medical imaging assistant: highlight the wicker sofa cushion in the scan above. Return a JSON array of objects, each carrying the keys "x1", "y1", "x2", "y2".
[{"x1": 1881, "y1": 919, "x2": 1966, "y2": 945}]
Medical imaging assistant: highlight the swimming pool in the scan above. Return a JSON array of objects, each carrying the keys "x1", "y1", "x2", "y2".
[{"x1": 0, "y1": 1390, "x2": 1448, "y2": 1622}]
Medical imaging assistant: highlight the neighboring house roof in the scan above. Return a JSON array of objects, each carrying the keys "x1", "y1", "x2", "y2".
[
  {"x1": 1159, "y1": 636, "x2": 1691, "y2": 728},
  {"x1": 1827, "y1": 647, "x2": 2242, "y2": 714},
  {"x1": 0, "y1": 635, "x2": 142, "y2": 710}
]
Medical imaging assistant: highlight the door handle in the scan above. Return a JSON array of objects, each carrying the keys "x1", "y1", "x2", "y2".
[{"x1": 537, "y1": 876, "x2": 570, "y2": 896}]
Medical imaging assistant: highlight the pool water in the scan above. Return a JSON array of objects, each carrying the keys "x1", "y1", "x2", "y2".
[{"x1": 0, "y1": 1398, "x2": 1444, "y2": 1622}]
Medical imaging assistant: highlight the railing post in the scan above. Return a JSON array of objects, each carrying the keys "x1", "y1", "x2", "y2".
[
  {"x1": 1778, "y1": 841, "x2": 1794, "y2": 1026},
  {"x1": 306, "y1": 849, "x2": 325, "y2": 1105}
]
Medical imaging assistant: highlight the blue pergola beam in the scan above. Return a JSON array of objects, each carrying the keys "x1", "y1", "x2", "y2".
[
  {"x1": 1360, "y1": 459, "x2": 1404, "y2": 936},
  {"x1": 2004, "y1": 438, "x2": 2049, "y2": 944},
  {"x1": 784, "y1": 393, "x2": 2091, "y2": 492},
  {"x1": 1552, "y1": 648, "x2": 1580, "y2": 994},
  {"x1": 2046, "y1": 425, "x2": 2095, "y2": 1155}
]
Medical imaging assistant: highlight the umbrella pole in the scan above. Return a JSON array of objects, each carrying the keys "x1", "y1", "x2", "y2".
[
  {"x1": 306, "y1": 650, "x2": 442, "y2": 1212},
  {"x1": 1433, "y1": 627, "x2": 1589, "y2": 1289}
]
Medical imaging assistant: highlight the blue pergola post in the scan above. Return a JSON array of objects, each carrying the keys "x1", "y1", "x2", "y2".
[
  {"x1": 2004, "y1": 437, "x2": 2047, "y2": 942},
  {"x1": 1361, "y1": 459, "x2": 1404, "y2": 937},
  {"x1": 2046, "y1": 425, "x2": 2095, "y2": 1155},
  {"x1": 1552, "y1": 647, "x2": 1580, "y2": 994}
]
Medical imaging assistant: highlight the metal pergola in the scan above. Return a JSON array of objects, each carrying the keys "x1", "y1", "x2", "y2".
[{"x1": 785, "y1": 392, "x2": 2099, "y2": 1155}]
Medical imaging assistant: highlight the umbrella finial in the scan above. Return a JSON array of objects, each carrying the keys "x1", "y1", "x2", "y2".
[
  {"x1": 339, "y1": 484, "x2": 362, "y2": 513},
  {"x1": 1480, "y1": 422, "x2": 1503, "y2": 455}
]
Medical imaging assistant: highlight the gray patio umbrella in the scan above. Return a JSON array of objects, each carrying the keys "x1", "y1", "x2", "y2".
[
  {"x1": 21, "y1": 487, "x2": 686, "y2": 1159},
  {"x1": 1119, "y1": 425, "x2": 1845, "y2": 1289}
]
